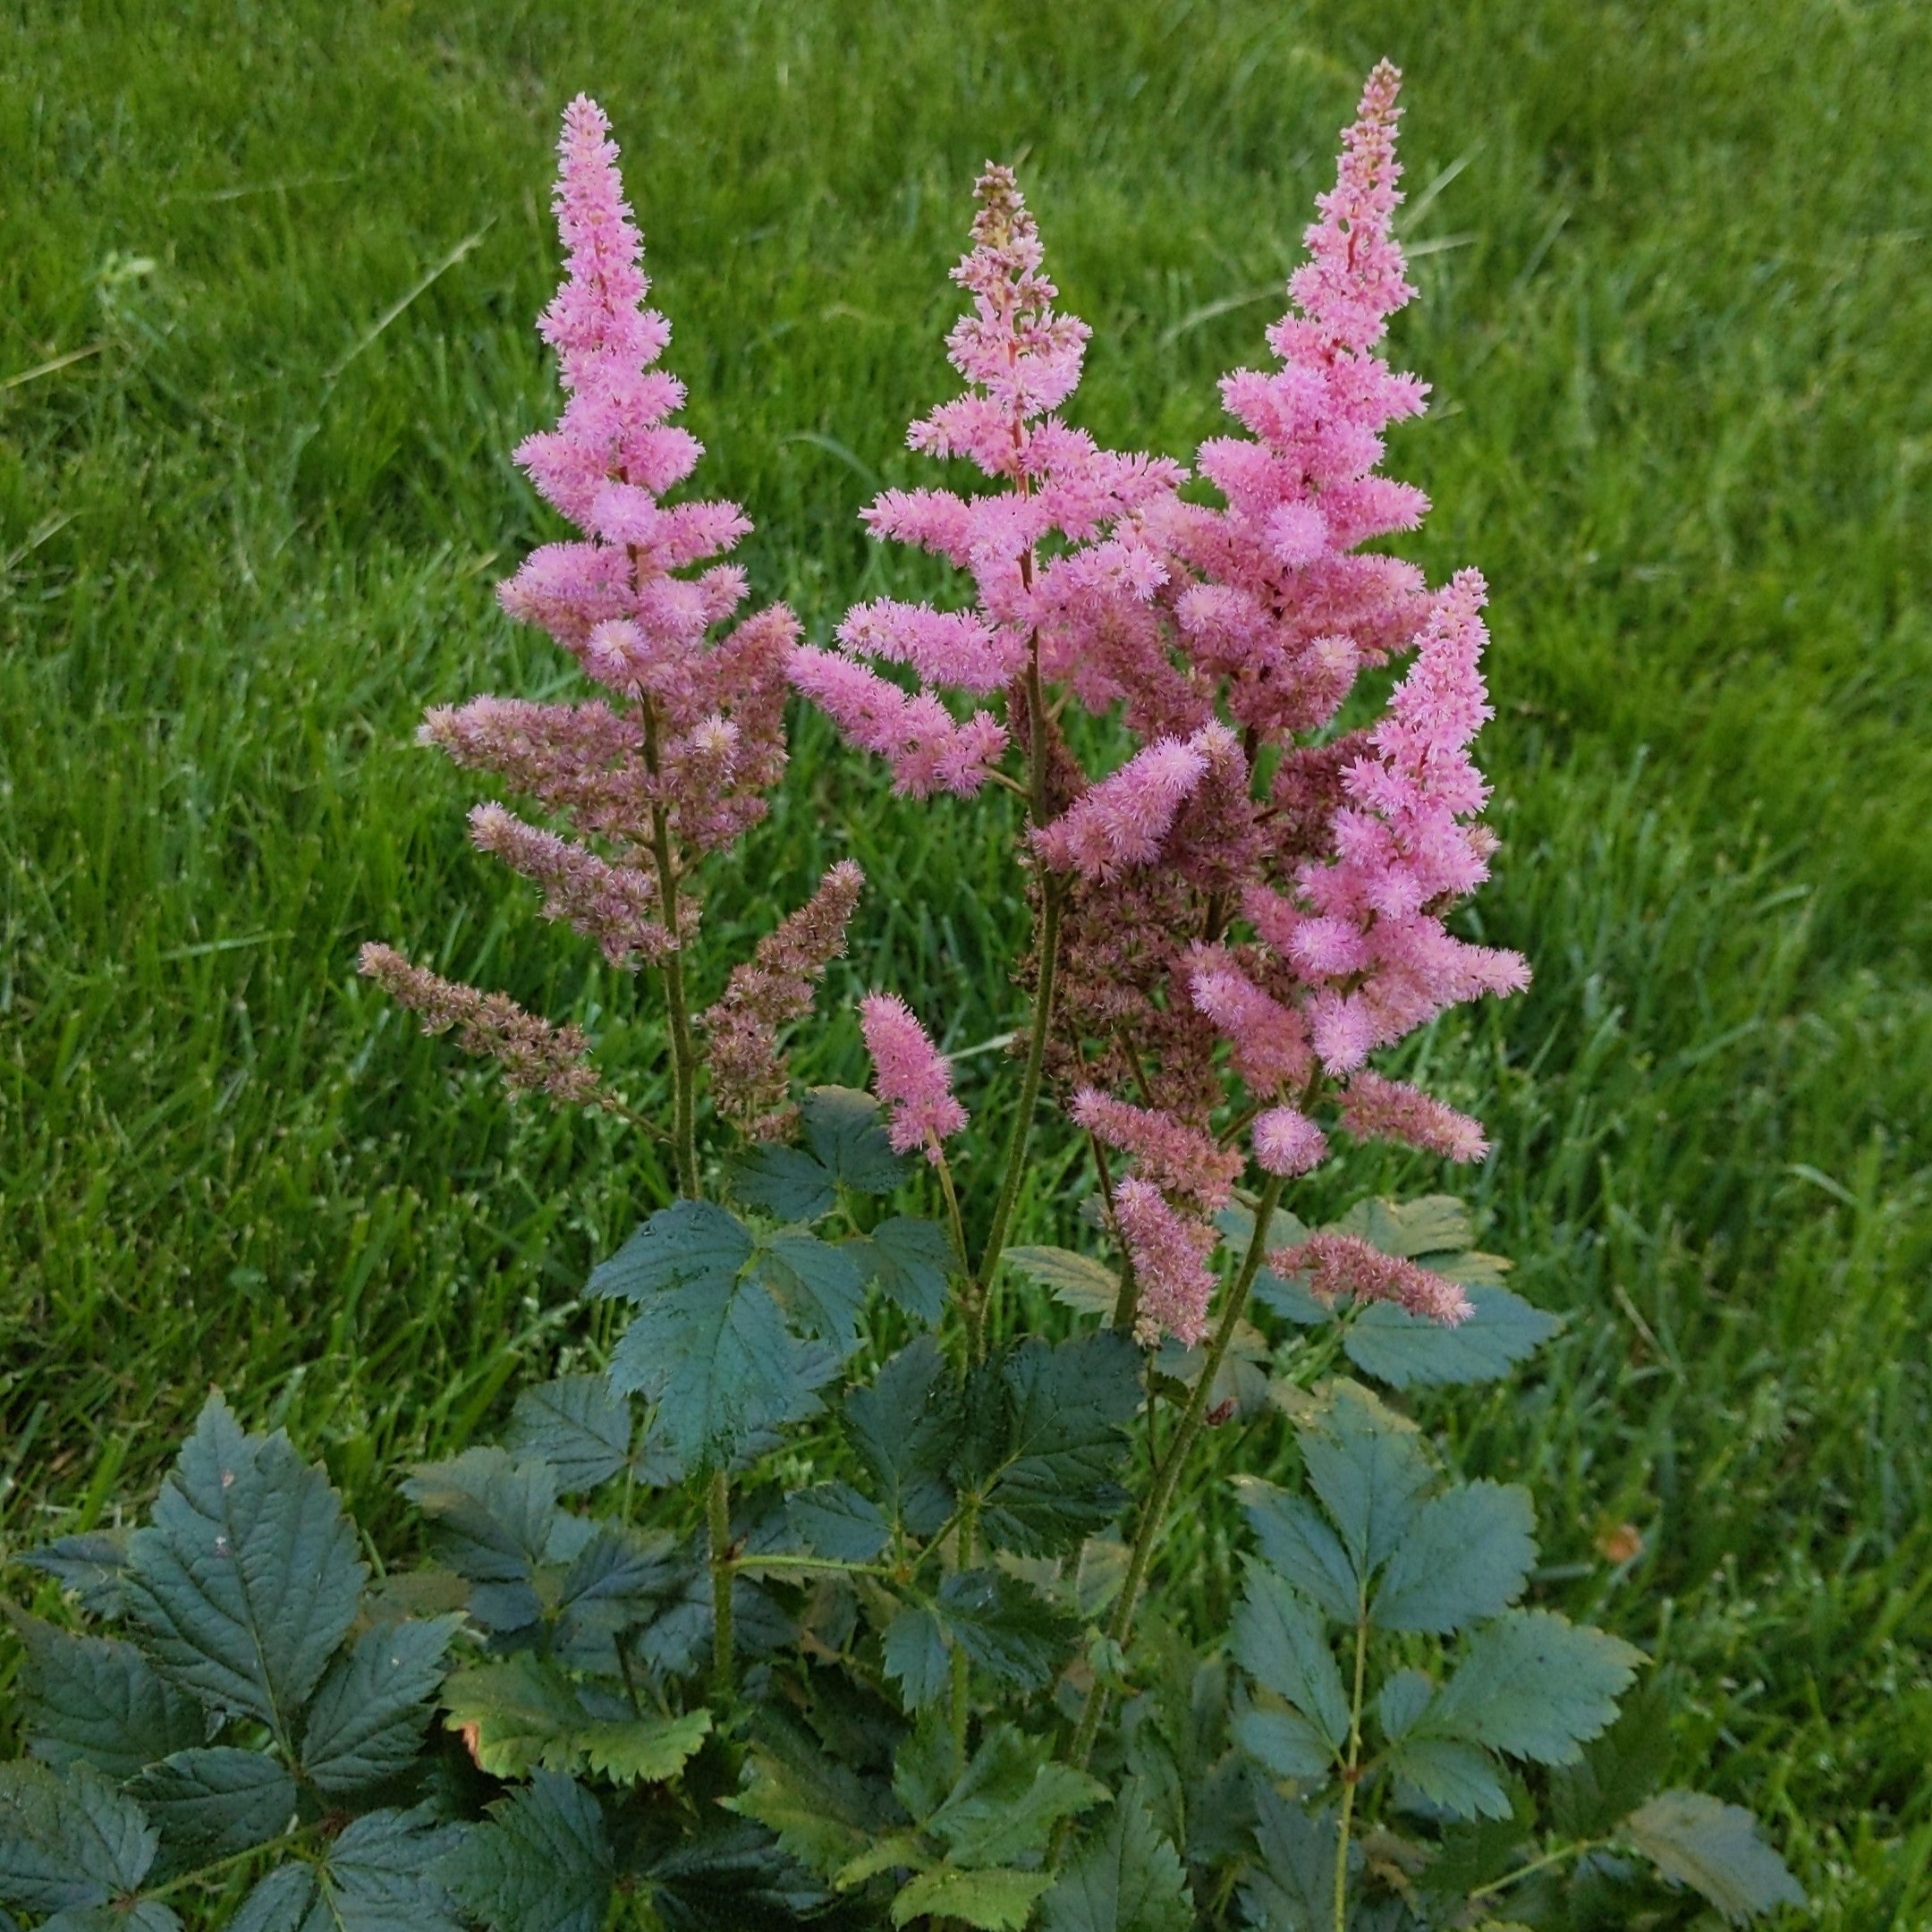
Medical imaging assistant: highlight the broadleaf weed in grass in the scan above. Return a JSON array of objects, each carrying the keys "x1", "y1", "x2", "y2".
[{"x1": 0, "y1": 69, "x2": 1815, "y2": 1931}]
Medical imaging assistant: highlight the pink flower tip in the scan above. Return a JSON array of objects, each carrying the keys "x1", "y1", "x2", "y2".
[{"x1": 859, "y1": 992, "x2": 968, "y2": 1161}]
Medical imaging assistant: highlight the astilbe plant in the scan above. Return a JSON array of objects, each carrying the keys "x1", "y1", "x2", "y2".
[{"x1": 1, "y1": 76, "x2": 1804, "y2": 1932}]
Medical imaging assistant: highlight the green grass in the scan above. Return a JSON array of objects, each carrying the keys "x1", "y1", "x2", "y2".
[{"x1": 3, "y1": 0, "x2": 1928, "y2": 1919}]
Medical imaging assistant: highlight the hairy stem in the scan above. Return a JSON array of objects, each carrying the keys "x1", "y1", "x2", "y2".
[
  {"x1": 1063, "y1": 1173, "x2": 1290, "y2": 1776},
  {"x1": 640, "y1": 698, "x2": 699, "y2": 1199},
  {"x1": 1089, "y1": 1132, "x2": 1141, "y2": 1335},
  {"x1": 708, "y1": 1467, "x2": 734, "y2": 1695},
  {"x1": 1334, "y1": 1609, "x2": 1369, "y2": 1932}
]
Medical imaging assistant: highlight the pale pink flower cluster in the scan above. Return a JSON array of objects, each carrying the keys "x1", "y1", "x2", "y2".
[
  {"x1": 792, "y1": 163, "x2": 1184, "y2": 797},
  {"x1": 859, "y1": 994, "x2": 969, "y2": 1162},
  {"x1": 357, "y1": 944, "x2": 603, "y2": 1106},
  {"x1": 1113, "y1": 1179, "x2": 1219, "y2": 1347},
  {"x1": 791, "y1": 62, "x2": 1527, "y2": 1341},
  {"x1": 1069, "y1": 1089, "x2": 1241, "y2": 1210},
  {"x1": 1267, "y1": 1231, "x2": 1471, "y2": 1326}
]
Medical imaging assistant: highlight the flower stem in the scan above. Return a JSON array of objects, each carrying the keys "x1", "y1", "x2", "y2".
[
  {"x1": 1334, "y1": 1608, "x2": 1369, "y2": 1932},
  {"x1": 1063, "y1": 1172, "x2": 1289, "y2": 1776},
  {"x1": 640, "y1": 698, "x2": 699, "y2": 1199},
  {"x1": 708, "y1": 1467, "x2": 734, "y2": 1695}
]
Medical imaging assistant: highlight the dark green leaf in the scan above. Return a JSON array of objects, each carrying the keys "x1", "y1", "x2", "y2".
[
  {"x1": 1042, "y1": 1777, "x2": 1191, "y2": 1932},
  {"x1": 1428, "y1": 1611, "x2": 1643, "y2": 1765},
  {"x1": 1231, "y1": 1562, "x2": 1350, "y2": 1751},
  {"x1": 440, "y1": 1657, "x2": 589, "y2": 1778},
  {"x1": 1297, "y1": 1384, "x2": 1434, "y2": 1581},
  {"x1": 1240, "y1": 1784, "x2": 1343, "y2": 1932},
  {"x1": 610, "y1": 1225, "x2": 839, "y2": 1470},
  {"x1": 1234, "y1": 1708, "x2": 1334, "y2": 1782},
  {"x1": 1332, "y1": 1194, "x2": 1475, "y2": 1258},
  {"x1": 505, "y1": 1377, "x2": 631, "y2": 1493},
  {"x1": 787, "y1": 1484, "x2": 889, "y2": 1563},
  {"x1": 1386, "y1": 1736, "x2": 1513, "y2": 1820},
  {"x1": 881, "y1": 1606, "x2": 952, "y2": 1710},
  {"x1": 728, "y1": 1144, "x2": 837, "y2": 1223},
  {"x1": 576, "y1": 1711, "x2": 711, "y2": 1784},
  {"x1": 1232, "y1": 1478, "x2": 1359, "y2": 1625},
  {"x1": 1623, "y1": 1791, "x2": 1806, "y2": 1924},
  {"x1": 848, "y1": 1336, "x2": 960, "y2": 1538},
  {"x1": 727, "y1": 1716, "x2": 894, "y2": 1881},
  {"x1": 1546, "y1": 1682, "x2": 1674, "y2": 1839},
  {"x1": 123, "y1": 1395, "x2": 365, "y2": 1735},
  {"x1": 126, "y1": 1749, "x2": 295, "y2": 1870},
  {"x1": 928, "y1": 1729, "x2": 1106, "y2": 1868},
  {"x1": 11, "y1": 1614, "x2": 206, "y2": 1780},
  {"x1": 1417, "y1": 1783, "x2": 1537, "y2": 1898},
  {"x1": 802, "y1": 1085, "x2": 906, "y2": 1194},
  {"x1": 18, "y1": 1534, "x2": 130, "y2": 1619},
  {"x1": 300, "y1": 1617, "x2": 462, "y2": 1794},
  {"x1": 401, "y1": 1448, "x2": 580, "y2": 1582},
  {"x1": 229, "y1": 1862, "x2": 326, "y2": 1932},
  {"x1": 0, "y1": 1762, "x2": 157, "y2": 1915},
  {"x1": 440, "y1": 1773, "x2": 611, "y2": 1932},
  {"x1": 1343, "y1": 1284, "x2": 1562, "y2": 1390},
  {"x1": 1003, "y1": 1246, "x2": 1119, "y2": 1318},
  {"x1": 758, "y1": 1231, "x2": 868, "y2": 1351},
  {"x1": 552, "y1": 1528, "x2": 679, "y2": 1672},
  {"x1": 638, "y1": 1817, "x2": 831, "y2": 1926},
  {"x1": 1375, "y1": 1668, "x2": 1435, "y2": 1742},
  {"x1": 1371, "y1": 1482, "x2": 1537, "y2": 1634},
  {"x1": 854, "y1": 1216, "x2": 954, "y2": 1326},
  {"x1": 892, "y1": 1867, "x2": 1050, "y2": 1929},
  {"x1": 937, "y1": 1570, "x2": 1076, "y2": 1691},
  {"x1": 970, "y1": 1334, "x2": 1141, "y2": 1556},
  {"x1": 586, "y1": 1199, "x2": 755, "y2": 1304},
  {"x1": 310, "y1": 1806, "x2": 462, "y2": 1932}
]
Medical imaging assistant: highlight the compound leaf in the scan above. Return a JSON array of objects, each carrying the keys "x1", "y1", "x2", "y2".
[
  {"x1": 928, "y1": 1733, "x2": 1106, "y2": 1869},
  {"x1": 1386, "y1": 1736, "x2": 1513, "y2": 1821},
  {"x1": 126, "y1": 1749, "x2": 295, "y2": 1870},
  {"x1": 440, "y1": 1657, "x2": 588, "y2": 1779},
  {"x1": 936, "y1": 1570, "x2": 1076, "y2": 1692},
  {"x1": 1240, "y1": 1782, "x2": 1343, "y2": 1932},
  {"x1": 1041, "y1": 1777, "x2": 1191, "y2": 1932},
  {"x1": 854, "y1": 1216, "x2": 954, "y2": 1326},
  {"x1": 11, "y1": 1614, "x2": 205, "y2": 1780},
  {"x1": 1234, "y1": 1707, "x2": 1334, "y2": 1783},
  {"x1": 1296, "y1": 1384, "x2": 1433, "y2": 1583},
  {"x1": 848, "y1": 1336, "x2": 960, "y2": 1538},
  {"x1": 802, "y1": 1086, "x2": 906, "y2": 1194},
  {"x1": 1371, "y1": 1482, "x2": 1537, "y2": 1635},
  {"x1": 0, "y1": 1762, "x2": 157, "y2": 1915},
  {"x1": 504, "y1": 1377, "x2": 632, "y2": 1494},
  {"x1": 1546, "y1": 1682, "x2": 1674, "y2": 1839},
  {"x1": 401, "y1": 1449, "x2": 578, "y2": 1584},
  {"x1": 586, "y1": 1199, "x2": 754, "y2": 1305},
  {"x1": 1622, "y1": 1791, "x2": 1805, "y2": 1924},
  {"x1": 575, "y1": 1710, "x2": 711, "y2": 1784},
  {"x1": 552, "y1": 1528, "x2": 679, "y2": 1674},
  {"x1": 439, "y1": 1772, "x2": 611, "y2": 1932},
  {"x1": 891, "y1": 1867, "x2": 1052, "y2": 1930},
  {"x1": 1232, "y1": 1479, "x2": 1359, "y2": 1625},
  {"x1": 787, "y1": 1484, "x2": 890, "y2": 1563},
  {"x1": 300, "y1": 1617, "x2": 462, "y2": 1794},
  {"x1": 1428, "y1": 1611, "x2": 1643, "y2": 1766},
  {"x1": 970, "y1": 1334, "x2": 1141, "y2": 1556},
  {"x1": 309, "y1": 1806, "x2": 462, "y2": 1932},
  {"x1": 1231, "y1": 1563, "x2": 1349, "y2": 1752},
  {"x1": 123, "y1": 1395, "x2": 365, "y2": 1737},
  {"x1": 1343, "y1": 1284, "x2": 1561, "y2": 1390},
  {"x1": 881, "y1": 1606, "x2": 952, "y2": 1711},
  {"x1": 759, "y1": 1231, "x2": 868, "y2": 1352},
  {"x1": 728, "y1": 1144, "x2": 837, "y2": 1224},
  {"x1": 1003, "y1": 1247, "x2": 1119, "y2": 1319},
  {"x1": 727, "y1": 1717, "x2": 889, "y2": 1880}
]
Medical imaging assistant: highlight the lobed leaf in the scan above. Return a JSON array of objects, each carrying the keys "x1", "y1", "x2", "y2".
[
  {"x1": 787, "y1": 1483, "x2": 890, "y2": 1563},
  {"x1": 1296, "y1": 1383, "x2": 1433, "y2": 1582},
  {"x1": 1041, "y1": 1777, "x2": 1191, "y2": 1932},
  {"x1": 504, "y1": 1376, "x2": 632, "y2": 1493},
  {"x1": 1342, "y1": 1284, "x2": 1561, "y2": 1390},
  {"x1": 801, "y1": 1085, "x2": 906, "y2": 1194},
  {"x1": 848, "y1": 1336, "x2": 959, "y2": 1538},
  {"x1": 233, "y1": 1806, "x2": 462, "y2": 1932},
  {"x1": 0, "y1": 1761, "x2": 157, "y2": 1916},
  {"x1": 1370, "y1": 1482, "x2": 1537, "y2": 1634},
  {"x1": 890, "y1": 1866, "x2": 1052, "y2": 1929},
  {"x1": 758, "y1": 1230, "x2": 868, "y2": 1352},
  {"x1": 1229, "y1": 1562, "x2": 1350, "y2": 1754},
  {"x1": 586, "y1": 1199, "x2": 754, "y2": 1304},
  {"x1": 126, "y1": 1748, "x2": 296, "y2": 1872},
  {"x1": 17, "y1": 1534, "x2": 130, "y2": 1619},
  {"x1": 851, "y1": 1216, "x2": 953, "y2": 1326},
  {"x1": 1240, "y1": 1782, "x2": 1345, "y2": 1932},
  {"x1": 439, "y1": 1773, "x2": 612, "y2": 1932},
  {"x1": 881, "y1": 1606, "x2": 952, "y2": 1711},
  {"x1": 575, "y1": 1710, "x2": 711, "y2": 1784},
  {"x1": 1622, "y1": 1791, "x2": 1805, "y2": 1924},
  {"x1": 11, "y1": 1613, "x2": 207, "y2": 1781},
  {"x1": 727, "y1": 1717, "x2": 893, "y2": 1881},
  {"x1": 728, "y1": 1143, "x2": 838, "y2": 1223},
  {"x1": 1232, "y1": 1479, "x2": 1358, "y2": 1625},
  {"x1": 299, "y1": 1616, "x2": 462, "y2": 1794},
  {"x1": 936, "y1": 1569, "x2": 1076, "y2": 1692},
  {"x1": 440, "y1": 1657, "x2": 589, "y2": 1779},
  {"x1": 1003, "y1": 1246, "x2": 1120, "y2": 1318},
  {"x1": 1426, "y1": 1610, "x2": 1643, "y2": 1766}
]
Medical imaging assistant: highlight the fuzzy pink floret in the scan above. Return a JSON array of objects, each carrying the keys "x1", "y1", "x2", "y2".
[
  {"x1": 1252, "y1": 1106, "x2": 1329, "y2": 1176},
  {"x1": 1033, "y1": 724, "x2": 1239, "y2": 881},
  {"x1": 1114, "y1": 1178, "x2": 1219, "y2": 1346},
  {"x1": 1268, "y1": 1231, "x2": 1471, "y2": 1326},
  {"x1": 860, "y1": 993, "x2": 969, "y2": 1160},
  {"x1": 1338, "y1": 1071, "x2": 1489, "y2": 1162},
  {"x1": 1071, "y1": 1089, "x2": 1242, "y2": 1208}
]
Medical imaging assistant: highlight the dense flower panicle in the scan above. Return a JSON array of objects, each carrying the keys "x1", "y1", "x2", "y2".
[
  {"x1": 1252, "y1": 1106, "x2": 1329, "y2": 1177},
  {"x1": 1338, "y1": 1070, "x2": 1488, "y2": 1163},
  {"x1": 1184, "y1": 950, "x2": 1313, "y2": 1093},
  {"x1": 1032, "y1": 724, "x2": 1240, "y2": 882},
  {"x1": 1113, "y1": 1179, "x2": 1219, "y2": 1346},
  {"x1": 358, "y1": 945, "x2": 604, "y2": 1106},
  {"x1": 860, "y1": 993, "x2": 969, "y2": 1160},
  {"x1": 797, "y1": 161, "x2": 1185, "y2": 799},
  {"x1": 1071, "y1": 1089, "x2": 1241, "y2": 1209},
  {"x1": 700, "y1": 861, "x2": 867, "y2": 1138},
  {"x1": 469, "y1": 805, "x2": 673, "y2": 966},
  {"x1": 1268, "y1": 1230, "x2": 1471, "y2": 1326}
]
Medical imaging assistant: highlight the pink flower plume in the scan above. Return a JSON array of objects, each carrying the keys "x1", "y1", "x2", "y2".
[
  {"x1": 1268, "y1": 1230, "x2": 1470, "y2": 1326},
  {"x1": 1114, "y1": 1179, "x2": 1219, "y2": 1347},
  {"x1": 1338, "y1": 1071, "x2": 1489, "y2": 1162},
  {"x1": 860, "y1": 992, "x2": 968, "y2": 1160},
  {"x1": 1071, "y1": 1089, "x2": 1241, "y2": 1208}
]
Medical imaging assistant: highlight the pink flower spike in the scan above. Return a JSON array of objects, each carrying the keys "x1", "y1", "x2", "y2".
[
  {"x1": 1033, "y1": 724, "x2": 1237, "y2": 881},
  {"x1": 860, "y1": 992, "x2": 968, "y2": 1161},
  {"x1": 1268, "y1": 1231, "x2": 1470, "y2": 1326},
  {"x1": 1338, "y1": 1071, "x2": 1489, "y2": 1162},
  {"x1": 1071, "y1": 1089, "x2": 1243, "y2": 1209},
  {"x1": 1252, "y1": 1107, "x2": 1328, "y2": 1176},
  {"x1": 1113, "y1": 1178, "x2": 1219, "y2": 1347}
]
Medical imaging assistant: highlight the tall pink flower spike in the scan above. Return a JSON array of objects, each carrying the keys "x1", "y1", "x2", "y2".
[{"x1": 860, "y1": 994, "x2": 970, "y2": 1162}]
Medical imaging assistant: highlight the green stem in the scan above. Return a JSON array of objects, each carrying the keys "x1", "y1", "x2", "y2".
[
  {"x1": 640, "y1": 699, "x2": 699, "y2": 1199},
  {"x1": 950, "y1": 1500, "x2": 978, "y2": 1762},
  {"x1": 708, "y1": 1467, "x2": 734, "y2": 1695},
  {"x1": 1466, "y1": 1838, "x2": 1603, "y2": 1904},
  {"x1": 1089, "y1": 1132, "x2": 1140, "y2": 1335},
  {"x1": 1063, "y1": 1173, "x2": 1289, "y2": 1777},
  {"x1": 1334, "y1": 1610, "x2": 1369, "y2": 1932},
  {"x1": 144, "y1": 1827, "x2": 324, "y2": 1902}
]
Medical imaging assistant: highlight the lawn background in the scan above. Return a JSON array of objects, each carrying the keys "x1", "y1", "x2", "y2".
[{"x1": 2, "y1": 1, "x2": 1928, "y2": 1921}]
